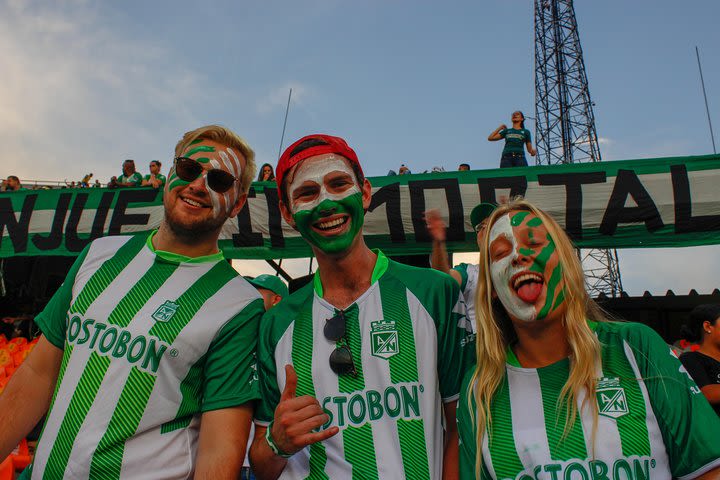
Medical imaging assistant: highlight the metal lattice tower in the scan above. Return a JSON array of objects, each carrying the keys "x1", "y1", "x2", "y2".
[{"x1": 534, "y1": 0, "x2": 623, "y2": 297}]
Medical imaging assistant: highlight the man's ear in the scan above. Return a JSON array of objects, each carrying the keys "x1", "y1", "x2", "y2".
[
  {"x1": 279, "y1": 198, "x2": 296, "y2": 228},
  {"x1": 361, "y1": 178, "x2": 372, "y2": 210},
  {"x1": 229, "y1": 193, "x2": 248, "y2": 219}
]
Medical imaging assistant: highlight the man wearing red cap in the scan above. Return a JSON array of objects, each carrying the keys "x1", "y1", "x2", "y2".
[{"x1": 250, "y1": 134, "x2": 474, "y2": 479}]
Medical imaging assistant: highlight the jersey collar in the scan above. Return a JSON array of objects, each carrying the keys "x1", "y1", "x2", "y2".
[
  {"x1": 506, "y1": 320, "x2": 598, "y2": 368},
  {"x1": 313, "y1": 249, "x2": 389, "y2": 298},
  {"x1": 146, "y1": 230, "x2": 224, "y2": 264}
]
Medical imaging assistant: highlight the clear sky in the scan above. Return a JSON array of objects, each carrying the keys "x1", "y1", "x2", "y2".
[{"x1": 1, "y1": 0, "x2": 719, "y2": 295}]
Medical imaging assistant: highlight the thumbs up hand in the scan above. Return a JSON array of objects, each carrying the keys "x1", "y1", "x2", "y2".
[{"x1": 270, "y1": 365, "x2": 339, "y2": 456}]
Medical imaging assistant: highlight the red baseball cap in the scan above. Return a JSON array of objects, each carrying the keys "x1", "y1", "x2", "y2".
[{"x1": 275, "y1": 134, "x2": 362, "y2": 195}]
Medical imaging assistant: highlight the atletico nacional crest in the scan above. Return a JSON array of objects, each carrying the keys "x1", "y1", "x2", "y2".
[
  {"x1": 152, "y1": 300, "x2": 179, "y2": 323},
  {"x1": 596, "y1": 377, "x2": 629, "y2": 419},
  {"x1": 371, "y1": 320, "x2": 399, "y2": 359}
]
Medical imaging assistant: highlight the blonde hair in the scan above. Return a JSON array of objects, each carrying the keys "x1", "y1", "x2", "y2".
[
  {"x1": 469, "y1": 198, "x2": 609, "y2": 476},
  {"x1": 175, "y1": 125, "x2": 257, "y2": 194}
]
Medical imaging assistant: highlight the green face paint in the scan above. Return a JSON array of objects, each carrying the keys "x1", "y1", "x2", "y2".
[
  {"x1": 489, "y1": 211, "x2": 566, "y2": 323},
  {"x1": 292, "y1": 193, "x2": 364, "y2": 254},
  {"x1": 511, "y1": 211, "x2": 531, "y2": 226},
  {"x1": 166, "y1": 156, "x2": 212, "y2": 191}
]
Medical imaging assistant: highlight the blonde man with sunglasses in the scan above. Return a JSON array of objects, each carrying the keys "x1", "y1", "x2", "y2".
[
  {"x1": 0, "y1": 125, "x2": 263, "y2": 479},
  {"x1": 250, "y1": 134, "x2": 475, "y2": 480}
]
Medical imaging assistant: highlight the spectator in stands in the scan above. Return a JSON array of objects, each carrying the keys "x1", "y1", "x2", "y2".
[
  {"x1": 458, "y1": 163, "x2": 470, "y2": 171},
  {"x1": 109, "y1": 159, "x2": 143, "y2": 188},
  {"x1": 80, "y1": 173, "x2": 93, "y2": 188},
  {"x1": 243, "y1": 273, "x2": 288, "y2": 480},
  {"x1": 398, "y1": 164, "x2": 411, "y2": 175},
  {"x1": 2, "y1": 176, "x2": 24, "y2": 192},
  {"x1": 143, "y1": 160, "x2": 166, "y2": 188},
  {"x1": 425, "y1": 202, "x2": 496, "y2": 329},
  {"x1": 488, "y1": 110, "x2": 536, "y2": 168},
  {"x1": 680, "y1": 304, "x2": 720, "y2": 416},
  {"x1": 246, "y1": 274, "x2": 288, "y2": 311},
  {"x1": 93, "y1": 179, "x2": 102, "y2": 188},
  {"x1": 257, "y1": 163, "x2": 275, "y2": 182}
]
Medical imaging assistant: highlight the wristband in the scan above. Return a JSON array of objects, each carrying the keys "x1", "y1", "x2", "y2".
[{"x1": 265, "y1": 421, "x2": 293, "y2": 458}]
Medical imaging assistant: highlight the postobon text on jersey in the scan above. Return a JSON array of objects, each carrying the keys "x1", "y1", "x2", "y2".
[{"x1": 66, "y1": 314, "x2": 169, "y2": 374}]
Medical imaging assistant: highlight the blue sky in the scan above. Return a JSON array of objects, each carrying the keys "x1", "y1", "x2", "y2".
[{"x1": 1, "y1": 0, "x2": 719, "y2": 294}]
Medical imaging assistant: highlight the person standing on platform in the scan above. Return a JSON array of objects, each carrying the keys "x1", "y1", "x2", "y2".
[
  {"x1": 488, "y1": 111, "x2": 536, "y2": 168},
  {"x1": 250, "y1": 134, "x2": 474, "y2": 479},
  {"x1": 680, "y1": 304, "x2": 720, "y2": 416},
  {"x1": 0, "y1": 125, "x2": 263, "y2": 479}
]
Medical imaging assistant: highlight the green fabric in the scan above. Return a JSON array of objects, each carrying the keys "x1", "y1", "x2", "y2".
[
  {"x1": 255, "y1": 249, "x2": 475, "y2": 478},
  {"x1": 500, "y1": 128, "x2": 531, "y2": 154},
  {"x1": 34, "y1": 244, "x2": 91, "y2": 348},
  {"x1": 313, "y1": 249, "x2": 389, "y2": 297},
  {"x1": 201, "y1": 297, "x2": 264, "y2": 411},
  {"x1": 143, "y1": 173, "x2": 166, "y2": 186},
  {"x1": 617, "y1": 322, "x2": 720, "y2": 477},
  {"x1": 386, "y1": 260, "x2": 473, "y2": 400},
  {"x1": 145, "y1": 230, "x2": 223, "y2": 264},
  {"x1": 453, "y1": 263, "x2": 470, "y2": 293},
  {"x1": 118, "y1": 172, "x2": 143, "y2": 186},
  {"x1": 4, "y1": 155, "x2": 720, "y2": 260},
  {"x1": 255, "y1": 281, "x2": 313, "y2": 423},
  {"x1": 246, "y1": 274, "x2": 289, "y2": 297},
  {"x1": 457, "y1": 321, "x2": 720, "y2": 480},
  {"x1": 31, "y1": 233, "x2": 262, "y2": 478}
]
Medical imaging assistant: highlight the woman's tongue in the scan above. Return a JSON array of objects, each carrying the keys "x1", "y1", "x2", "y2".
[{"x1": 517, "y1": 281, "x2": 543, "y2": 303}]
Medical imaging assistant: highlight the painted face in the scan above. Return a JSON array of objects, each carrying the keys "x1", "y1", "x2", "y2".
[
  {"x1": 163, "y1": 138, "x2": 246, "y2": 236},
  {"x1": 287, "y1": 154, "x2": 363, "y2": 254},
  {"x1": 488, "y1": 211, "x2": 565, "y2": 323}
]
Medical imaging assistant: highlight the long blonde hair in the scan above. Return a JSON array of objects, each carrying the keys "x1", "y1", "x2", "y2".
[{"x1": 469, "y1": 198, "x2": 609, "y2": 476}]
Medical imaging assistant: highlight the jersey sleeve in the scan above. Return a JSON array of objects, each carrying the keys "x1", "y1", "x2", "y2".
[
  {"x1": 34, "y1": 245, "x2": 91, "y2": 349},
  {"x1": 679, "y1": 353, "x2": 712, "y2": 388},
  {"x1": 201, "y1": 297, "x2": 264, "y2": 412},
  {"x1": 524, "y1": 129, "x2": 532, "y2": 143},
  {"x1": 499, "y1": 129, "x2": 507, "y2": 138},
  {"x1": 453, "y1": 263, "x2": 470, "y2": 292},
  {"x1": 458, "y1": 372, "x2": 478, "y2": 480},
  {"x1": 437, "y1": 277, "x2": 475, "y2": 402},
  {"x1": 462, "y1": 264, "x2": 479, "y2": 306},
  {"x1": 131, "y1": 173, "x2": 143, "y2": 186},
  {"x1": 624, "y1": 323, "x2": 720, "y2": 479},
  {"x1": 254, "y1": 309, "x2": 282, "y2": 425}
]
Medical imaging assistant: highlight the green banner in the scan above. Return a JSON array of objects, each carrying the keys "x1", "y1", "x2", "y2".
[{"x1": 1, "y1": 155, "x2": 719, "y2": 259}]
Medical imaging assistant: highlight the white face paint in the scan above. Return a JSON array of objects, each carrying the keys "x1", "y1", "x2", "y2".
[
  {"x1": 207, "y1": 147, "x2": 243, "y2": 218},
  {"x1": 488, "y1": 213, "x2": 537, "y2": 322},
  {"x1": 288, "y1": 154, "x2": 360, "y2": 214}
]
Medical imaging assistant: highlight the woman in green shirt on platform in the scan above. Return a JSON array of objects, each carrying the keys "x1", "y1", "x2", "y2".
[{"x1": 488, "y1": 111, "x2": 536, "y2": 167}]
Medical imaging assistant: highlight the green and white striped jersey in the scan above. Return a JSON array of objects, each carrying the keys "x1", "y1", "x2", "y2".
[
  {"x1": 255, "y1": 251, "x2": 475, "y2": 479},
  {"x1": 29, "y1": 232, "x2": 263, "y2": 479},
  {"x1": 458, "y1": 321, "x2": 720, "y2": 480},
  {"x1": 453, "y1": 263, "x2": 480, "y2": 328}
]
